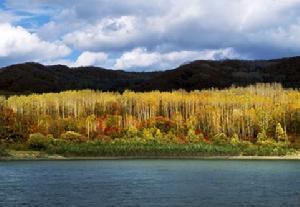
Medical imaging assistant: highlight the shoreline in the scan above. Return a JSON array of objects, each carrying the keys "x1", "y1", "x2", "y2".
[{"x1": 1, "y1": 154, "x2": 300, "y2": 161}]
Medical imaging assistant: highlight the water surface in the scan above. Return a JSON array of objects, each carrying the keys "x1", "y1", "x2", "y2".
[{"x1": 0, "y1": 160, "x2": 299, "y2": 207}]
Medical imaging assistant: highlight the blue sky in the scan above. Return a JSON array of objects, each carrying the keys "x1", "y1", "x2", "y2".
[{"x1": 1, "y1": 0, "x2": 300, "y2": 71}]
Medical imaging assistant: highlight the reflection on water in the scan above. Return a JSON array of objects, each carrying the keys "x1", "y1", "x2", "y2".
[{"x1": 0, "y1": 160, "x2": 300, "y2": 207}]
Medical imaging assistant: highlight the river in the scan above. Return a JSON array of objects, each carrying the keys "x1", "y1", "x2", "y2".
[{"x1": 0, "y1": 160, "x2": 299, "y2": 207}]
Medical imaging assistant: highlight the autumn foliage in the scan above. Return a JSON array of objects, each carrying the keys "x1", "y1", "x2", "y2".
[{"x1": 0, "y1": 84, "x2": 299, "y2": 147}]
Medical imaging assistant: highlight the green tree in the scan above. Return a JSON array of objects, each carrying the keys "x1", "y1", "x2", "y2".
[
  {"x1": 257, "y1": 130, "x2": 268, "y2": 143},
  {"x1": 230, "y1": 133, "x2": 240, "y2": 145},
  {"x1": 275, "y1": 123, "x2": 288, "y2": 142}
]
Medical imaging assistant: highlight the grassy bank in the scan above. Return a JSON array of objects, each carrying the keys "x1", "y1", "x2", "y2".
[
  {"x1": 1, "y1": 140, "x2": 299, "y2": 160},
  {"x1": 0, "y1": 147, "x2": 8, "y2": 157},
  {"x1": 38, "y1": 141, "x2": 294, "y2": 157}
]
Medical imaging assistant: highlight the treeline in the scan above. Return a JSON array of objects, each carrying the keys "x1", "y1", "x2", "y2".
[
  {"x1": 0, "y1": 84, "x2": 299, "y2": 149},
  {"x1": 3, "y1": 57, "x2": 300, "y2": 94}
]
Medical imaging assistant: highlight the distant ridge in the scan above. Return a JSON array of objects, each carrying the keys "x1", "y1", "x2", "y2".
[{"x1": 1, "y1": 56, "x2": 300, "y2": 93}]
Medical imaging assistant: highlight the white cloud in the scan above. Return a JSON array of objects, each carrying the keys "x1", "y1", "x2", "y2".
[
  {"x1": 53, "y1": 0, "x2": 300, "y2": 58},
  {"x1": 74, "y1": 51, "x2": 108, "y2": 67},
  {"x1": 63, "y1": 16, "x2": 140, "y2": 51},
  {"x1": 44, "y1": 51, "x2": 112, "y2": 68},
  {"x1": 44, "y1": 47, "x2": 239, "y2": 71},
  {"x1": 114, "y1": 48, "x2": 159, "y2": 69},
  {"x1": 0, "y1": 23, "x2": 70, "y2": 66},
  {"x1": 3, "y1": 0, "x2": 300, "y2": 69},
  {"x1": 0, "y1": 9, "x2": 24, "y2": 23},
  {"x1": 114, "y1": 47, "x2": 240, "y2": 71},
  {"x1": 44, "y1": 58, "x2": 74, "y2": 66}
]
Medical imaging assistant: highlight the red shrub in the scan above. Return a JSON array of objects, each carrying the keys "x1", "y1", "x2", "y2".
[
  {"x1": 104, "y1": 126, "x2": 122, "y2": 138},
  {"x1": 195, "y1": 130, "x2": 202, "y2": 135},
  {"x1": 145, "y1": 116, "x2": 176, "y2": 132},
  {"x1": 203, "y1": 137, "x2": 211, "y2": 144}
]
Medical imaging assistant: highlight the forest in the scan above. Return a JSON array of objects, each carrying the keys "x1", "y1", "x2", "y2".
[
  {"x1": 2, "y1": 56, "x2": 300, "y2": 94},
  {"x1": 0, "y1": 83, "x2": 299, "y2": 157}
]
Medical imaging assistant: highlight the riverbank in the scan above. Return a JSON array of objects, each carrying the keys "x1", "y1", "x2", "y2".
[{"x1": 1, "y1": 150, "x2": 300, "y2": 161}]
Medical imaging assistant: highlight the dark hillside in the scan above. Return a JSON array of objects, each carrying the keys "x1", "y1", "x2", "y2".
[{"x1": 1, "y1": 57, "x2": 300, "y2": 93}]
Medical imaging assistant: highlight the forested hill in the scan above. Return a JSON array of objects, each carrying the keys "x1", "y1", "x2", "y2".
[{"x1": 1, "y1": 56, "x2": 300, "y2": 93}]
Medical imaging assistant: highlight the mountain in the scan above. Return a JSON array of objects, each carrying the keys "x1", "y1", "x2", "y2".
[{"x1": 1, "y1": 56, "x2": 300, "y2": 93}]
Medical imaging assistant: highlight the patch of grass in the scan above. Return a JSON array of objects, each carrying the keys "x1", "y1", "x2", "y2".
[
  {"x1": 0, "y1": 146, "x2": 9, "y2": 157},
  {"x1": 45, "y1": 141, "x2": 294, "y2": 157},
  {"x1": 28, "y1": 133, "x2": 52, "y2": 150}
]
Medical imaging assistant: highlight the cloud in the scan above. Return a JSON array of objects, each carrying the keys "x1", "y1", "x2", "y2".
[
  {"x1": 74, "y1": 51, "x2": 108, "y2": 67},
  {"x1": 45, "y1": 47, "x2": 239, "y2": 71},
  {"x1": 3, "y1": 0, "x2": 300, "y2": 70},
  {"x1": 0, "y1": 23, "x2": 70, "y2": 66},
  {"x1": 0, "y1": 9, "x2": 24, "y2": 23},
  {"x1": 114, "y1": 47, "x2": 239, "y2": 71},
  {"x1": 63, "y1": 16, "x2": 140, "y2": 51},
  {"x1": 45, "y1": 51, "x2": 114, "y2": 69},
  {"x1": 44, "y1": 0, "x2": 300, "y2": 58}
]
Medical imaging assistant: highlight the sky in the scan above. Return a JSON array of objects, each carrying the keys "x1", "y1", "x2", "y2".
[{"x1": 1, "y1": 0, "x2": 300, "y2": 71}]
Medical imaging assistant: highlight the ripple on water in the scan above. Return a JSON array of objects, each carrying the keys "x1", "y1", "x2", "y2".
[{"x1": 0, "y1": 160, "x2": 300, "y2": 207}]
